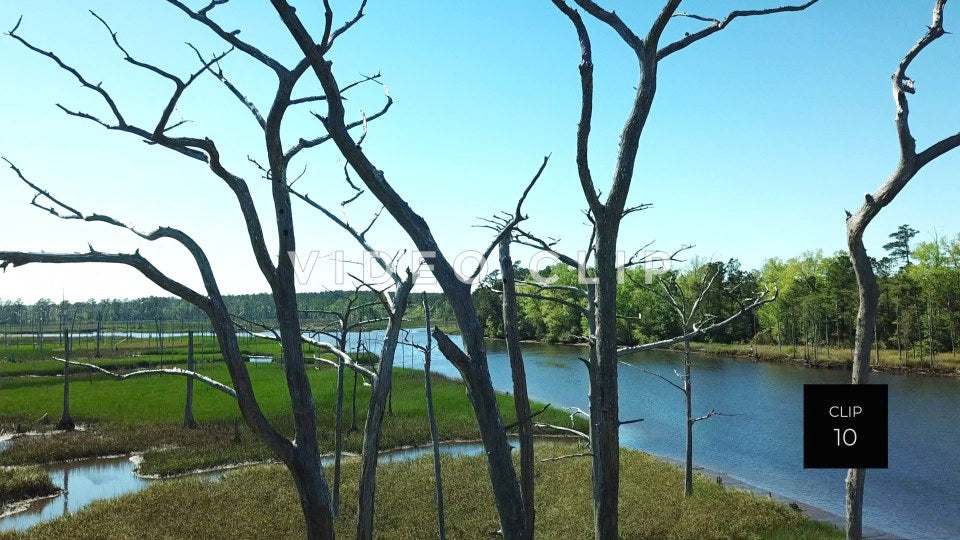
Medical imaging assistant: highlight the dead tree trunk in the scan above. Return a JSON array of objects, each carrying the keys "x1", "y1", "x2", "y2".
[
  {"x1": 57, "y1": 330, "x2": 74, "y2": 432},
  {"x1": 499, "y1": 239, "x2": 535, "y2": 534},
  {"x1": 683, "y1": 338, "x2": 694, "y2": 496},
  {"x1": 421, "y1": 295, "x2": 447, "y2": 540},
  {"x1": 844, "y1": 4, "x2": 960, "y2": 537},
  {"x1": 333, "y1": 344, "x2": 346, "y2": 517},
  {"x1": 355, "y1": 274, "x2": 414, "y2": 540},
  {"x1": 542, "y1": 2, "x2": 820, "y2": 535},
  {"x1": 184, "y1": 331, "x2": 197, "y2": 429},
  {"x1": 592, "y1": 218, "x2": 621, "y2": 538}
]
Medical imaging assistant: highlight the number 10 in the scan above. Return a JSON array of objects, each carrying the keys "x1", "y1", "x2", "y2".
[{"x1": 834, "y1": 428, "x2": 857, "y2": 447}]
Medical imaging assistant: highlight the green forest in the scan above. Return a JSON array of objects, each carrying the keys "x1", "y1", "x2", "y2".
[{"x1": 3, "y1": 225, "x2": 958, "y2": 363}]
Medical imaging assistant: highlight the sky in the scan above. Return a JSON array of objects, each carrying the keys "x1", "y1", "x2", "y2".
[{"x1": 0, "y1": 0, "x2": 958, "y2": 303}]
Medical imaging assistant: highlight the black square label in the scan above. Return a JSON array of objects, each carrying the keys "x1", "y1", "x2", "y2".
[{"x1": 803, "y1": 384, "x2": 888, "y2": 469}]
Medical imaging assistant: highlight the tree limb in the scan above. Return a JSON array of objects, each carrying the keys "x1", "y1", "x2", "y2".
[
  {"x1": 52, "y1": 357, "x2": 236, "y2": 398},
  {"x1": 658, "y1": 1, "x2": 821, "y2": 60}
]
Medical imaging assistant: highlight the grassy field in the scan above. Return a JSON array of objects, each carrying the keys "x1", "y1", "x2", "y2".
[
  {"x1": 684, "y1": 341, "x2": 960, "y2": 374},
  {"x1": 0, "y1": 365, "x2": 582, "y2": 476},
  {"x1": 0, "y1": 442, "x2": 840, "y2": 539},
  {"x1": 0, "y1": 335, "x2": 385, "y2": 377},
  {"x1": 0, "y1": 466, "x2": 59, "y2": 507}
]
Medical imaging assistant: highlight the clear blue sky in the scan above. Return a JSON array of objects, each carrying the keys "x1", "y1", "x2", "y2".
[{"x1": 1, "y1": 0, "x2": 958, "y2": 303}]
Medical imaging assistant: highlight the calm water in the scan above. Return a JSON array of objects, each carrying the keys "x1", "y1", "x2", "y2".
[
  {"x1": 378, "y1": 329, "x2": 959, "y2": 540},
  {"x1": 0, "y1": 457, "x2": 149, "y2": 532},
  {"x1": 0, "y1": 441, "x2": 489, "y2": 532}
]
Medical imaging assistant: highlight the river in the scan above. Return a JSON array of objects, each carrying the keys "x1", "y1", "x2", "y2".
[{"x1": 379, "y1": 329, "x2": 959, "y2": 540}]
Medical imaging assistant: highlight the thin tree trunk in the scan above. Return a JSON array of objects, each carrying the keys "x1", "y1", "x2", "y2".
[
  {"x1": 422, "y1": 295, "x2": 447, "y2": 540},
  {"x1": 351, "y1": 364, "x2": 359, "y2": 432},
  {"x1": 928, "y1": 297, "x2": 934, "y2": 367},
  {"x1": 95, "y1": 312, "x2": 102, "y2": 358},
  {"x1": 846, "y1": 228, "x2": 878, "y2": 540},
  {"x1": 333, "y1": 342, "x2": 345, "y2": 517},
  {"x1": 875, "y1": 326, "x2": 881, "y2": 367},
  {"x1": 356, "y1": 279, "x2": 413, "y2": 540},
  {"x1": 499, "y1": 240, "x2": 535, "y2": 534},
  {"x1": 683, "y1": 337, "x2": 693, "y2": 496},
  {"x1": 56, "y1": 330, "x2": 74, "y2": 431},
  {"x1": 184, "y1": 331, "x2": 197, "y2": 429}
]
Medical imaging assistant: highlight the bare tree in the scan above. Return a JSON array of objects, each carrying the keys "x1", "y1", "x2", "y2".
[
  {"x1": 0, "y1": 4, "x2": 377, "y2": 535},
  {"x1": 515, "y1": 226, "x2": 775, "y2": 507},
  {"x1": 289, "y1": 183, "x2": 421, "y2": 539},
  {"x1": 56, "y1": 330, "x2": 75, "y2": 431},
  {"x1": 184, "y1": 330, "x2": 198, "y2": 429},
  {"x1": 543, "y1": 1, "x2": 820, "y2": 536},
  {"x1": 406, "y1": 293, "x2": 446, "y2": 540},
  {"x1": 629, "y1": 266, "x2": 776, "y2": 495},
  {"x1": 301, "y1": 286, "x2": 387, "y2": 517},
  {"x1": 268, "y1": 5, "x2": 553, "y2": 530},
  {"x1": 498, "y1": 238, "x2": 536, "y2": 534},
  {"x1": 844, "y1": 1, "x2": 960, "y2": 537}
]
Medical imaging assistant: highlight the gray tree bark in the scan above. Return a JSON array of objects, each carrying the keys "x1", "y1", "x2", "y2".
[
  {"x1": 184, "y1": 330, "x2": 197, "y2": 429},
  {"x1": 499, "y1": 239, "x2": 536, "y2": 534},
  {"x1": 355, "y1": 274, "x2": 414, "y2": 540},
  {"x1": 844, "y1": 4, "x2": 959, "y2": 537},
  {"x1": 56, "y1": 330, "x2": 74, "y2": 432},
  {"x1": 421, "y1": 294, "x2": 447, "y2": 540}
]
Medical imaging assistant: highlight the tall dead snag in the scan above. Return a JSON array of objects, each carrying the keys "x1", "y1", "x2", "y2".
[
  {"x1": 270, "y1": 3, "x2": 551, "y2": 530},
  {"x1": 545, "y1": 1, "x2": 820, "y2": 536},
  {"x1": 56, "y1": 330, "x2": 74, "y2": 432},
  {"x1": 184, "y1": 330, "x2": 198, "y2": 429},
  {"x1": 0, "y1": 3, "x2": 376, "y2": 535},
  {"x1": 302, "y1": 286, "x2": 387, "y2": 518},
  {"x1": 408, "y1": 293, "x2": 447, "y2": 540},
  {"x1": 499, "y1": 239, "x2": 535, "y2": 534},
  {"x1": 844, "y1": 1, "x2": 960, "y2": 537},
  {"x1": 289, "y1": 183, "x2": 418, "y2": 540}
]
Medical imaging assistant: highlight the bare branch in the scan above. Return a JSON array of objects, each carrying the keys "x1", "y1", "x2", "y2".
[
  {"x1": 469, "y1": 155, "x2": 551, "y2": 283},
  {"x1": 6, "y1": 20, "x2": 126, "y2": 126},
  {"x1": 52, "y1": 357, "x2": 235, "y2": 398},
  {"x1": 164, "y1": 0, "x2": 287, "y2": 74},
  {"x1": 549, "y1": 0, "x2": 602, "y2": 212},
  {"x1": 539, "y1": 452, "x2": 592, "y2": 463},
  {"x1": 192, "y1": 45, "x2": 266, "y2": 129},
  {"x1": 0, "y1": 250, "x2": 210, "y2": 312},
  {"x1": 848, "y1": 0, "x2": 959, "y2": 237},
  {"x1": 513, "y1": 228, "x2": 580, "y2": 268},
  {"x1": 533, "y1": 422, "x2": 590, "y2": 441},
  {"x1": 2, "y1": 160, "x2": 225, "y2": 303},
  {"x1": 622, "y1": 364, "x2": 684, "y2": 392},
  {"x1": 570, "y1": 0, "x2": 644, "y2": 53},
  {"x1": 691, "y1": 409, "x2": 739, "y2": 424},
  {"x1": 287, "y1": 92, "x2": 393, "y2": 166},
  {"x1": 893, "y1": 0, "x2": 952, "y2": 162},
  {"x1": 327, "y1": 0, "x2": 369, "y2": 48},
  {"x1": 505, "y1": 403, "x2": 552, "y2": 431},
  {"x1": 617, "y1": 287, "x2": 778, "y2": 357},
  {"x1": 658, "y1": 1, "x2": 821, "y2": 60}
]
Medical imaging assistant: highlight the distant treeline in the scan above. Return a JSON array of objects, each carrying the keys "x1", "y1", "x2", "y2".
[
  {"x1": 0, "y1": 290, "x2": 454, "y2": 333},
  {"x1": 3, "y1": 226, "x2": 958, "y2": 358},
  {"x1": 473, "y1": 226, "x2": 960, "y2": 360}
]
